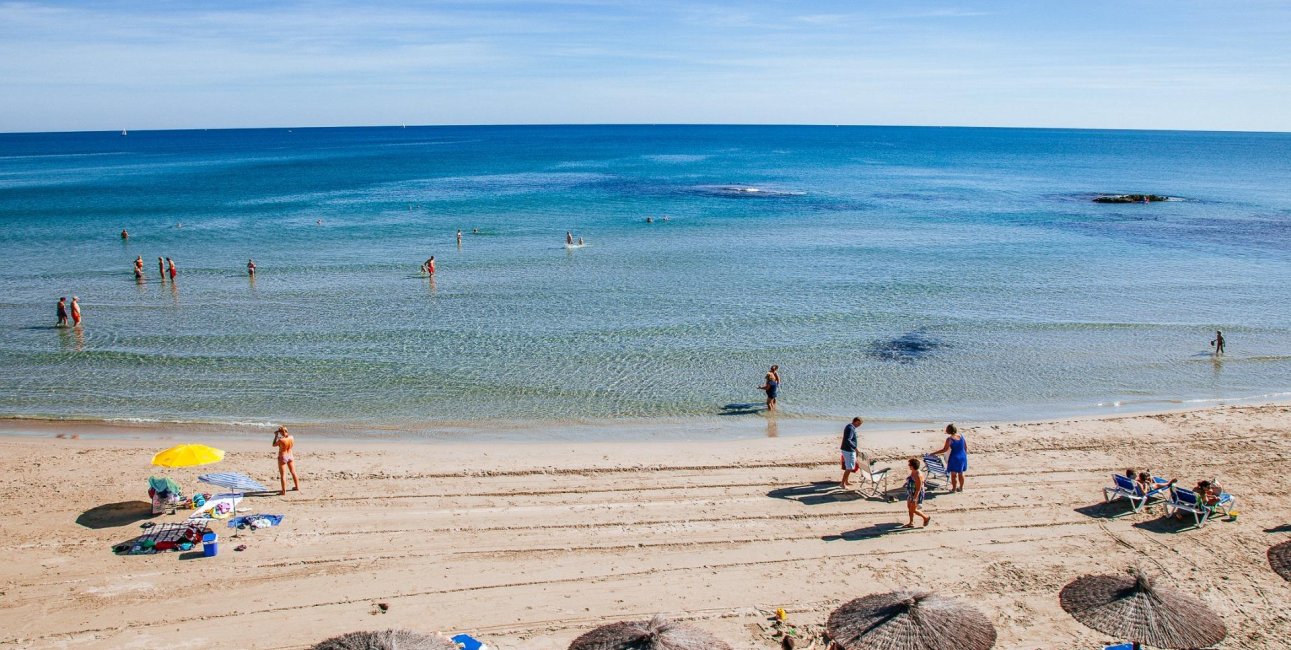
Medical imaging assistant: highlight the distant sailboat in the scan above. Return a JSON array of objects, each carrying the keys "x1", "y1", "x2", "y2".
[{"x1": 121, "y1": 129, "x2": 128, "y2": 136}]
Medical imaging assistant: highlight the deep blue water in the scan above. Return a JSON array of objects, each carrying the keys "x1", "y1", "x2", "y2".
[{"x1": 0, "y1": 125, "x2": 1288, "y2": 435}]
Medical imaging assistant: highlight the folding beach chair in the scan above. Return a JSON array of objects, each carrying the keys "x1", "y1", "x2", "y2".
[
  {"x1": 922, "y1": 454, "x2": 950, "y2": 490},
  {"x1": 1103, "y1": 474, "x2": 1171, "y2": 513},
  {"x1": 855, "y1": 457, "x2": 894, "y2": 501},
  {"x1": 1166, "y1": 487, "x2": 1236, "y2": 528}
]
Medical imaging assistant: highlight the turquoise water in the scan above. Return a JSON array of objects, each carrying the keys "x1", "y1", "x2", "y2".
[{"x1": 0, "y1": 126, "x2": 1288, "y2": 434}]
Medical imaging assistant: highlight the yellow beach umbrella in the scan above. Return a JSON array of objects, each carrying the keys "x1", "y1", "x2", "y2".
[{"x1": 151, "y1": 444, "x2": 225, "y2": 468}]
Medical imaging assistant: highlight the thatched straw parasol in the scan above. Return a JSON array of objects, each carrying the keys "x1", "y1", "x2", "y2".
[
  {"x1": 1270, "y1": 539, "x2": 1291, "y2": 581},
  {"x1": 311, "y1": 629, "x2": 458, "y2": 650},
  {"x1": 568, "y1": 614, "x2": 732, "y2": 650},
  {"x1": 1059, "y1": 568, "x2": 1226, "y2": 649},
  {"x1": 826, "y1": 590, "x2": 997, "y2": 650}
]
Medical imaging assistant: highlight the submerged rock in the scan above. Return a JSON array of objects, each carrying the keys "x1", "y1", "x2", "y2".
[{"x1": 1093, "y1": 194, "x2": 1169, "y2": 203}]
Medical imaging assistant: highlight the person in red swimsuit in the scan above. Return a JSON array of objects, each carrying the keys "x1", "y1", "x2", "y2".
[
  {"x1": 167, "y1": 258, "x2": 177, "y2": 280},
  {"x1": 70, "y1": 296, "x2": 82, "y2": 326},
  {"x1": 424, "y1": 256, "x2": 435, "y2": 275}
]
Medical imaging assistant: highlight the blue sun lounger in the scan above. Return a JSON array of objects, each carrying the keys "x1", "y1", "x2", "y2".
[
  {"x1": 1103, "y1": 474, "x2": 1171, "y2": 513},
  {"x1": 922, "y1": 454, "x2": 950, "y2": 489},
  {"x1": 1166, "y1": 487, "x2": 1235, "y2": 528}
]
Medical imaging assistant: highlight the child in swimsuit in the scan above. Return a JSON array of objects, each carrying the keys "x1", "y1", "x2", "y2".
[{"x1": 272, "y1": 426, "x2": 300, "y2": 495}]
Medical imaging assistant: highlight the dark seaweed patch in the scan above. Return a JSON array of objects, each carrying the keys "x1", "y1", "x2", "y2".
[{"x1": 867, "y1": 330, "x2": 945, "y2": 363}]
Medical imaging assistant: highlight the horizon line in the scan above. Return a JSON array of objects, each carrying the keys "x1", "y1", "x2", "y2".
[{"x1": 3, "y1": 122, "x2": 1290, "y2": 137}]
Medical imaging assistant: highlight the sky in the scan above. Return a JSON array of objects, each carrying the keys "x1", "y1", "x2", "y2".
[{"x1": 1, "y1": 0, "x2": 1289, "y2": 133}]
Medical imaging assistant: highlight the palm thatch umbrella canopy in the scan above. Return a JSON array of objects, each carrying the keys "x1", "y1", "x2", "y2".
[
  {"x1": 1059, "y1": 569, "x2": 1227, "y2": 649},
  {"x1": 568, "y1": 615, "x2": 732, "y2": 650},
  {"x1": 1270, "y1": 539, "x2": 1291, "y2": 581},
  {"x1": 826, "y1": 590, "x2": 997, "y2": 650},
  {"x1": 311, "y1": 629, "x2": 458, "y2": 650}
]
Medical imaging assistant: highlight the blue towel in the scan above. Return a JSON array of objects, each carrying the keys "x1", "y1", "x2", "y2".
[
  {"x1": 227, "y1": 514, "x2": 284, "y2": 529},
  {"x1": 452, "y1": 634, "x2": 486, "y2": 650}
]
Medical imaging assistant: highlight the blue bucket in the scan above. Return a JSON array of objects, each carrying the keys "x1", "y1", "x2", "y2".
[{"x1": 202, "y1": 532, "x2": 218, "y2": 557}]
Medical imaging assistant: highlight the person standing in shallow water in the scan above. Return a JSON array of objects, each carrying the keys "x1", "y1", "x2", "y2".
[
  {"x1": 929, "y1": 423, "x2": 968, "y2": 492},
  {"x1": 56, "y1": 297, "x2": 68, "y2": 327},
  {"x1": 1211, "y1": 330, "x2": 1225, "y2": 356},
  {"x1": 133, "y1": 256, "x2": 144, "y2": 280},
  {"x1": 759, "y1": 364, "x2": 780, "y2": 411},
  {"x1": 158, "y1": 257, "x2": 165, "y2": 280},
  {"x1": 166, "y1": 257, "x2": 177, "y2": 281},
  {"x1": 456, "y1": 230, "x2": 463, "y2": 246},
  {"x1": 70, "y1": 296, "x2": 82, "y2": 327},
  {"x1": 423, "y1": 256, "x2": 435, "y2": 275},
  {"x1": 247, "y1": 259, "x2": 256, "y2": 276},
  {"x1": 272, "y1": 426, "x2": 300, "y2": 495}
]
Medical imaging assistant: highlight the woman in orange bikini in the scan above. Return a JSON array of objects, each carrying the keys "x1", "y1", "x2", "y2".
[{"x1": 272, "y1": 426, "x2": 300, "y2": 495}]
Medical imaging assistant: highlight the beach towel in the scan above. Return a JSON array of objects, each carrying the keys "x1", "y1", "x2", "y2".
[
  {"x1": 187, "y1": 493, "x2": 243, "y2": 519},
  {"x1": 227, "y1": 514, "x2": 284, "y2": 529}
]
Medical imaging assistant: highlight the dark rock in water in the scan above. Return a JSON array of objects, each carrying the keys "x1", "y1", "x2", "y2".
[
  {"x1": 1093, "y1": 194, "x2": 1169, "y2": 203},
  {"x1": 867, "y1": 330, "x2": 945, "y2": 363}
]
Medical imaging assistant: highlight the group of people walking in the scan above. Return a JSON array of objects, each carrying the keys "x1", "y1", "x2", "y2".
[
  {"x1": 55, "y1": 296, "x2": 81, "y2": 327},
  {"x1": 838, "y1": 418, "x2": 968, "y2": 529}
]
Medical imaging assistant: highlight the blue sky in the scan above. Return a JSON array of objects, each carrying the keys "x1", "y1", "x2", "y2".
[{"x1": 1, "y1": 0, "x2": 1289, "y2": 132}]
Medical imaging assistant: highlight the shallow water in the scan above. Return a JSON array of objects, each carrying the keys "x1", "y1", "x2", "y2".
[{"x1": 0, "y1": 125, "x2": 1288, "y2": 435}]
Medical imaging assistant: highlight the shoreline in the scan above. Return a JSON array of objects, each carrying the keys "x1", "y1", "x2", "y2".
[
  {"x1": 0, "y1": 403, "x2": 1287, "y2": 648},
  {"x1": 2, "y1": 391, "x2": 1287, "y2": 444}
]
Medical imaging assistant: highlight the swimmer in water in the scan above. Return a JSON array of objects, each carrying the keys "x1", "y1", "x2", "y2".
[
  {"x1": 646, "y1": 216, "x2": 653, "y2": 223},
  {"x1": 133, "y1": 256, "x2": 144, "y2": 280},
  {"x1": 158, "y1": 257, "x2": 165, "y2": 280},
  {"x1": 56, "y1": 297, "x2": 68, "y2": 327},
  {"x1": 424, "y1": 256, "x2": 435, "y2": 275},
  {"x1": 70, "y1": 296, "x2": 82, "y2": 327},
  {"x1": 577, "y1": 237, "x2": 584, "y2": 246},
  {"x1": 456, "y1": 230, "x2": 462, "y2": 246},
  {"x1": 121, "y1": 229, "x2": 129, "y2": 240},
  {"x1": 167, "y1": 257, "x2": 177, "y2": 280},
  {"x1": 247, "y1": 259, "x2": 256, "y2": 276},
  {"x1": 566, "y1": 231, "x2": 574, "y2": 245},
  {"x1": 472, "y1": 227, "x2": 479, "y2": 234}
]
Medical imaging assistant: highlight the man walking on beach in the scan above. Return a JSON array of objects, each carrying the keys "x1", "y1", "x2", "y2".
[
  {"x1": 840, "y1": 417, "x2": 863, "y2": 489},
  {"x1": 56, "y1": 297, "x2": 68, "y2": 327}
]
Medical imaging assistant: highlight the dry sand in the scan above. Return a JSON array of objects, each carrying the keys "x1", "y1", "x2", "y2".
[{"x1": 0, "y1": 404, "x2": 1288, "y2": 649}]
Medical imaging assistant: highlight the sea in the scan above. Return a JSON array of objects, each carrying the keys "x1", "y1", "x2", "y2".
[{"x1": 0, "y1": 125, "x2": 1288, "y2": 439}]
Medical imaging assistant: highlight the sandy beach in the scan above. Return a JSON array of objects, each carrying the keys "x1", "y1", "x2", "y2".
[{"x1": 1, "y1": 404, "x2": 1288, "y2": 649}]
